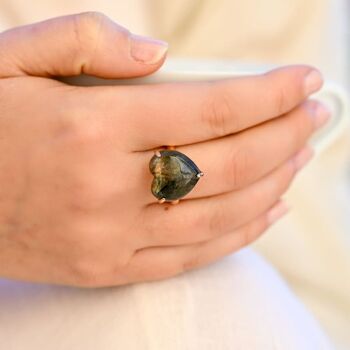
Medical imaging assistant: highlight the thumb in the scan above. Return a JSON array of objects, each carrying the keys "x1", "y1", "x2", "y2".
[{"x1": 0, "y1": 12, "x2": 168, "y2": 79}]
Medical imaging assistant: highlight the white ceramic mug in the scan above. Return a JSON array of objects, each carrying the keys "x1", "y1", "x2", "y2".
[{"x1": 63, "y1": 59, "x2": 349, "y2": 153}]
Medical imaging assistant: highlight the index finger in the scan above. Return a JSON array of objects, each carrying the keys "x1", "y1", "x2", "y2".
[{"x1": 92, "y1": 65, "x2": 323, "y2": 149}]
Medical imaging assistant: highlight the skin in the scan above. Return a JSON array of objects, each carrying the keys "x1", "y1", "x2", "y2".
[{"x1": 0, "y1": 12, "x2": 330, "y2": 287}]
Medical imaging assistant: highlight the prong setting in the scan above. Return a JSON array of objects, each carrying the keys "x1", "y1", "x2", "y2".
[{"x1": 150, "y1": 149, "x2": 203, "y2": 204}]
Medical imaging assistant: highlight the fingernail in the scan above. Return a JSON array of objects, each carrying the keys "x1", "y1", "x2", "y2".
[
  {"x1": 304, "y1": 69, "x2": 323, "y2": 96},
  {"x1": 267, "y1": 201, "x2": 289, "y2": 225},
  {"x1": 292, "y1": 146, "x2": 314, "y2": 171},
  {"x1": 311, "y1": 102, "x2": 332, "y2": 129},
  {"x1": 130, "y1": 34, "x2": 168, "y2": 64}
]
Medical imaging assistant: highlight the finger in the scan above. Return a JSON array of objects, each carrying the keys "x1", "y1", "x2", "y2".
[
  {"x1": 140, "y1": 147, "x2": 311, "y2": 247},
  {"x1": 137, "y1": 100, "x2": 329, "y2": 202},
  {"x1": 94, "y1": 65, "x2": 323, "y2": 149},
  {"x1": 0, "y1": 12, "x2": 168, "y2": 79},
  {"x1": 121, "y1": 201, "x2": 288, "y2": 285}
]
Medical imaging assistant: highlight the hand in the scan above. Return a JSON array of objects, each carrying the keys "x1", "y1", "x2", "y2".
[{"x1": 0, "y1": 13, "x2": 329, "y2": 287}]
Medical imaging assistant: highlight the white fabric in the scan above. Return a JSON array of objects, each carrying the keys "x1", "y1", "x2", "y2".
[
  {"x1": 0, "y1": 0, "x2": 349, "y2": 349},
  {"x1": 0, "y1": 249, "x2": 332, "y2": 350}
]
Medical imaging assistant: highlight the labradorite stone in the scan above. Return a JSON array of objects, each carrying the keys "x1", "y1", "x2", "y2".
[{"x1": 149, "y1": 150, "x2": 203, "y2": 201}]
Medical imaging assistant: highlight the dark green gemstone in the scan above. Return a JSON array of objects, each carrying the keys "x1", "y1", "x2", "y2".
[{"x1": 149, "y1": 150, "x2": 203, "y2": 201}]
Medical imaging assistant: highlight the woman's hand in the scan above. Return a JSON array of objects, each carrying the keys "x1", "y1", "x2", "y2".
[{"x1": 0, "y1": 13, "x2": 329, "y2": 287}]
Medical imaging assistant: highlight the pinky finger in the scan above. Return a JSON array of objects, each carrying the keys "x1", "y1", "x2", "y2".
[{"x1": 123, "y1": 200, "x2": 289, "y2": 284}]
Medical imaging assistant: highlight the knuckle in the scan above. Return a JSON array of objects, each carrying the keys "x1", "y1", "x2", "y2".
[
  {"x1": 58, "y1": 98, "x2": 107, "y2": 149},
  {"x1": 72, "y1": 12, "x2": 108, "y2": 59},
  {"x1": 73, "y1": 11, "x2": 106, "y2": 39},
  {"x1": 77, "y1": 11, "x2": 107, "y2": 22},
  {"x1": 202, "y1": 82, "x2": 237, "y2": 138},
  {"x1": 56, "y1": 113, "x2": 118, "y2": 209},
  {"x1": 55, "y1": 121, "x2": 115, "y2": 209}
]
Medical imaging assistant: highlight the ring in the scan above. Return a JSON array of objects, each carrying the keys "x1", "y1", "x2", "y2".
[{"x1": 149, "y1": 147, "x2": 204, "y2": 204}]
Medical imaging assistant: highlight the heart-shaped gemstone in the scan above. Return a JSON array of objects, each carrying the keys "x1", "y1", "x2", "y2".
[{"x1": 149, "y1": 150, "x2": 203, "y2": 201}]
